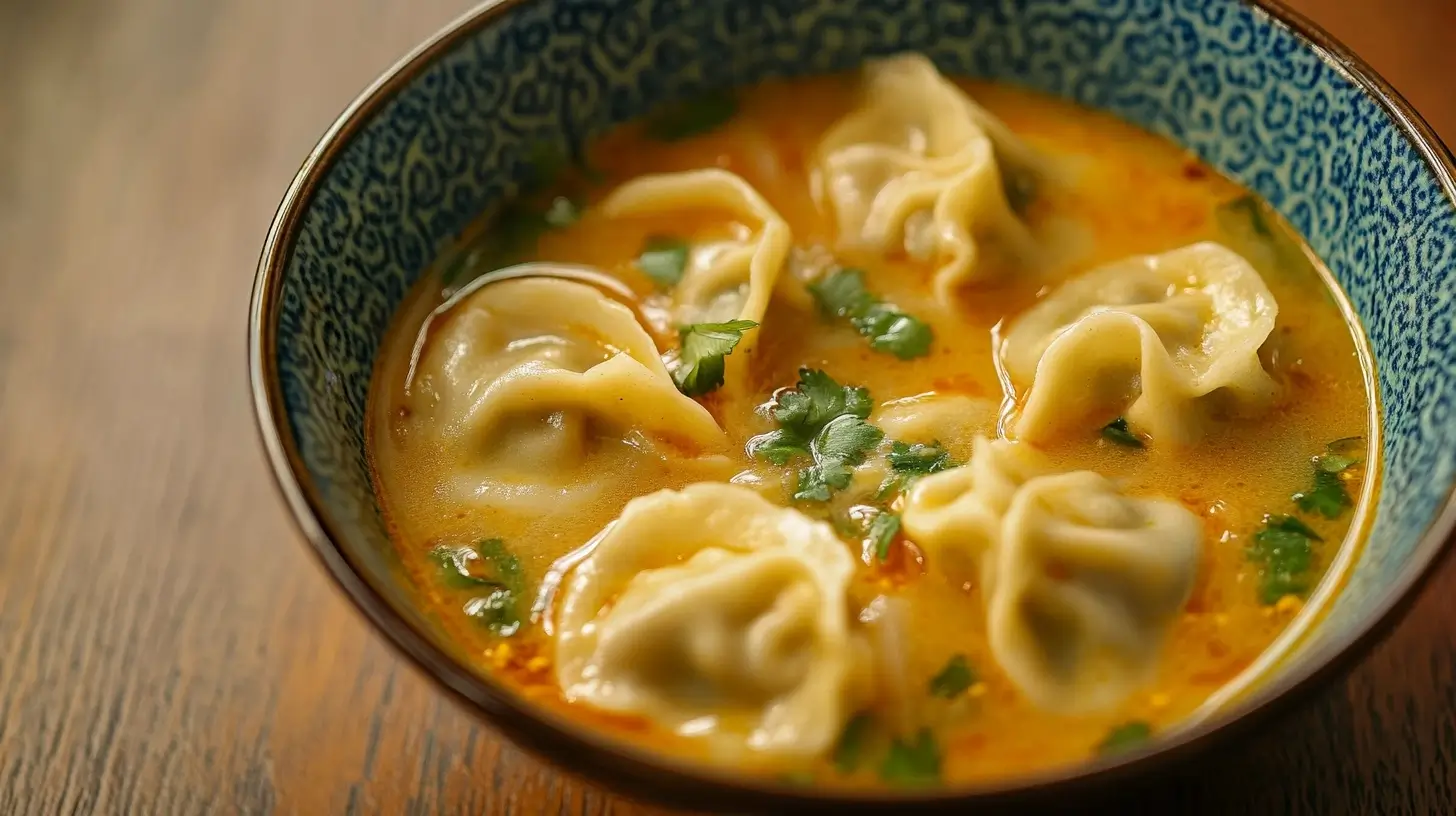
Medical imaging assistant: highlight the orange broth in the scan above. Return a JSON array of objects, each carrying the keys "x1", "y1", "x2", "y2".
[{"x1": 367, "y1": 75, "x2": 1375, "y2": 787}]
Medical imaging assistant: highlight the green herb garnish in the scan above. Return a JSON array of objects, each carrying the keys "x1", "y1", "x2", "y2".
[
  {"x1": 1100, "y1": 416, "x2": 1144, "y2": 448},
  {"x1": 636, "y1": 236, "x2": 691, "y2": 287},
  {"x1": 877, "y1": 440, "x2": 957, "y2": 499},
  {"x1": 1248, "y1": 514, "x2": 1321, "y2": 604},
  {"x1": 867, "y1": 512, "x2": 902, "y2": 562},
  {"x1": 808, "y1": 268, "x2": 934, "y2": 360},
  {"x1": 1294, "y1": 438, "x2": 1363, "y2": 519},
  {"x1": 432, "y1": 539, "x2": 527, "y2": 636},
  {"x1": 645, "y1": 89, "x2": 738, "y2": 141},
  {"x1": 1098, "y1": 721, "x2": 1152, "y2": 755},
  {"x1": 833, "y1": 714, "x2": 874, "y2": 774},
  {"x1": 748, "y1": 369, "x2": 883, "y2": 503},
  {"x1": 879, "y1": 729, "x2": 942, "y2": 786},
  {"x1": 794, "y1": 415, "x2": 885, "y2": 502},
  {"x1": 671, "y1": 319, "x2": 758, "y2": 397},
  {"x1": 928, "y1": 654, "x2": 976, "y2": 699},
  {"x1": 771, "y1": 368, "x2": 873, "y2": 435}
]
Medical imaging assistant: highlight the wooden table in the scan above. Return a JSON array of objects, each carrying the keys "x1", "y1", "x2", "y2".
[{"x1": 2, "y1": 1, "x2": 1453, "y2": 813}]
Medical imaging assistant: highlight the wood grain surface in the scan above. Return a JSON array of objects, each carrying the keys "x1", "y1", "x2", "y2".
[{"x1": 1, "y1": 1, "x2": 1453, "y2": 813}]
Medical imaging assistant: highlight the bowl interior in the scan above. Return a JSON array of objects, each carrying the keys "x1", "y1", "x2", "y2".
[{"x1": 255, "y1": 0, "x2": 1456, "y2": 802}]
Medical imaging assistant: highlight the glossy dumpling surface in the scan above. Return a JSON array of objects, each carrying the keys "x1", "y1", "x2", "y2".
[
  {"x1": 553, "y1": 482, "x2": 865, "y2": 760},
  {"x1": 902, "y1": 437, "x2": 1201, "y2": 712},
  {"x1": 602, "y1": 168, "x2": 796, "y2": 333},
  {"x1": 813, "y1": 53, "x2": 1038, "y2": 304},
  {"x1": 1003, "y1": 241, "x2": 1279, "y2": 446},
  {"x1": 405, "y1": 274, "x2": 726, "y2": 510}
]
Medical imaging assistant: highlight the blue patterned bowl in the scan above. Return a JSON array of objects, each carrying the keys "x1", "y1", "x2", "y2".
[{"x1": 249, "y1": 0, "x2": 1456, "y2": 809}]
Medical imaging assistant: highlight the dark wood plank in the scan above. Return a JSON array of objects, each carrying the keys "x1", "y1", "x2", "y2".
[{"x1": 0, "y1": 0, "x2": 1450, "y2": 814}]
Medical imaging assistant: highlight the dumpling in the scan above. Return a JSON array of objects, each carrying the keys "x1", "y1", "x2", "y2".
[
  {"x1": 1002, "y1": 242, "x2": 1279, "y2": 446},
  {"x1": 552, "y1": 482, "x2": 867, "y2": 761},
  {"x1": 898, "y1": 436, "x2": 1050, "y2": 588},
  {"x1": 872, "y1": 393, "x2": 998, "y2": 458},
  {"x1": 901, "y1": 437, "x2": 1200, "y2": 712},
  {"x1": 812, "y1": 53, "x2": 1039, "y2": 305},
  {"x1": 601, "y1": 167, "x2": 797, "y2": 334},
  {"x1": 405, "y1": 274, "x2": 726, "y2": 511}
]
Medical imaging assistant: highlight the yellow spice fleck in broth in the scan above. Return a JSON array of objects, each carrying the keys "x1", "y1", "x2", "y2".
[{"x1": 368, "y1": 71, "x2": 1374, "y2": 787}]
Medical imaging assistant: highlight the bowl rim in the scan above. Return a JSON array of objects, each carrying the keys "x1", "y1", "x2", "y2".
[{"x1": 248, "y1": 0, "x2": 1456, "y2": 808}]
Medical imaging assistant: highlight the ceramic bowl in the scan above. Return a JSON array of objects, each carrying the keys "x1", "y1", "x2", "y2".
[{"x1": 249, "y1": 0, "x2": 1456, "y2": 809}]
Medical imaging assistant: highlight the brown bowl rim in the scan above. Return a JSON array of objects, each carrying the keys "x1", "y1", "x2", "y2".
[{"x1": 247, "y1": 0, "x2": 1456, "y2": 809}]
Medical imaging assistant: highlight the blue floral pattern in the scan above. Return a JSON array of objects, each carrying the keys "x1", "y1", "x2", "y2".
[{"x1": 269, "y1": 0, "x2": 1456, "y2": 672}]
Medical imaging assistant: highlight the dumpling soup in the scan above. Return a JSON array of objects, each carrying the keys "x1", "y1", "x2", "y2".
[{"x1": 368, "y1": 55, "x2": 1376, "y2": 788}]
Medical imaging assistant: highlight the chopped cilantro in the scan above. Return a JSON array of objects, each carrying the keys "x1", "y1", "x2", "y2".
[
  {"x1": 879, "y1": 729, "x2": 942, "y2": 786},
  {"x1": 645, "y1": 89, "x2": 738, "y2": 141},
  {"x1": 748, "y1": 370, "x2": 882, "y2": 503},
  {"x1": 1248, "y1": 515, "x2": 1321, "y2": 604},
  {"x1": 744, "y1": 428, "x2": 811, "y2": 465},
  {"x1": 1295, "y1": 470, "x2": 1352, "y2": 519},
  {"x1": 833, "y1": 714, "x2": 874, "y2": 774},
  {"x1": 928, "y1": 654, "x2": 976, "y2": 699},
  {"x1": 793, "y1": 415, "x2": 884, "y2": 503},
  {"x1": 887, "y1": 440, "x2": 955, "y2": 475},
  {"x1": 1100, "y1": 416, "x2": 1144, "y2": 448},
  {"x1": 808, "y1": 267, "x2": 876, "y2": 318},
  {"x1": 1294, "y1": 439, "x2": 1362, "y2": 519},
  {"x1": 808, "y1": 269, "x2": 934, "y2": 359},
  {"x1": 856, "y1": 306, "x2": 935, "y2": 359},
  {"x1": 636, "y1": 236, "x2": 691, "y2": 287},
  {"x1": 770, "y1": 368, "x2": 873, "y2": 435},
  {"x1": 432, "y1": 539, "x2": 527, "y2": 636},
  {"x1": 671, "y1": 319, "x2": 758, "y2": 397},
  {"x1": 878, "y1": 440, "x2": 957, "y2": 499},
  {"x1": 868, "y1": 512, "x2": 901, "y2": 561},
  {"x1": 1098, "y1": 721, "x2": 1152, "y2": 755}
]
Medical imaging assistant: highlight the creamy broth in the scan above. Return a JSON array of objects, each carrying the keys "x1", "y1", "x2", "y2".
[{"x1": 368, "y1": 67, "x2": 1374, "y2": 787}]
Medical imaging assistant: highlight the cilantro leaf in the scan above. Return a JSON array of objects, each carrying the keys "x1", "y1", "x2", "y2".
[
  {"x1": 793, "y1": 416, "x2": 884, "y2": 503},
  {"x1": 808, "y1": 267, "x2": 876, "y2": 318},
  {"x1": 879, "y1": 729, "x2": 942, "y2": 786},
  {"x1": 770, "y1": 369, "x2": 871, "y2": 434},
  {"x1": 671, "y1": 319, "x2": 758, "y2": 396},
  {"x1": 855, "y1": 306, "x2": 934, "y2": 360},
  {"x1": 433, "y1": 539, "x2": 527, "y2": 636},
  {"x1": 1248, "y1": 515, "x2": 1321, "y2": 604},
  {"x1": 928, "y1": 654, "x2": 976, "y2": 699},
  {"x1": 794, "y1": 462, "x2": 853, "y2": 502},
  {"x1": 868, "y1": 512, "x2": 901, "y2": 561},
  {"x1": 808, "y1": 269, "x2": 934, "y2": 359},
  {"x1": 1101, "y1": 416, "x2": 1144, "y2": 448},
  {"x1": 1295, "y1": 466, "x2": 1352, "y2": 519},
  {"x1": 637, "y1": 236, "x2": 690, "y2": 287},
  {"x1": 1098, "y1": 721, "x2": 1152, "y2": 755},
  {"x1": 878, "y1": 440, "x2": 957, "y2": 500},
  {"x1": 745, "y1": 428, "x2": 811, "y2": 465},
  {"x1": 1295, "y1": 437, "x2": 1363, "y2": 518},
  {"x1": 813, "y1": 415, "x2": 885, "y2": 463},
  {"x1": 833, "y1": 714, "x2": 874, "y2": 774},
  {"x1": 645, "y1": 89, "x2": 738, "y2": 141},
  {"x1": 887, "y1": 440, "x2": 955, "y2": 475}
]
